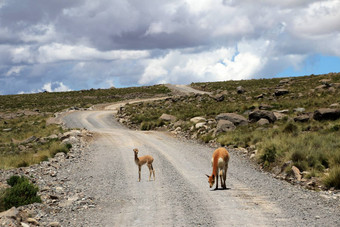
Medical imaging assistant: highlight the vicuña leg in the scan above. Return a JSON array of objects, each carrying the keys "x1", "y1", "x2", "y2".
[
  {"x1": 147, "y1": 163, "x2": 155, "y2": 181},
  {"x1": 219, "y1": 169, "x2": 224, "y2": 189},
  {"x1": 138, "y1": 166, "x2": 142, "y2": 182},
  {"x1": 223, "y1": 163, "x2": 228, "y2": 189},
  {"x1": 215, "y1": 172, "x2": 219, "y2": 190}
]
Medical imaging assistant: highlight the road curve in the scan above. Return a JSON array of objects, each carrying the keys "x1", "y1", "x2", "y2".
[{"x1": 61, "y1": 110, "x2": 340, "y2": 226}]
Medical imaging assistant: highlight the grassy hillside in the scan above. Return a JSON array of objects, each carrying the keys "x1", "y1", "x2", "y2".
[
  {"x1": 0, "y1": 85, "x2": 171, "y2": 169},
  {"x1": 118, "y1": 73, "x2": 340, "y2": 190},
  {"x1": 0, "y1": 85, "x2": 171, "y2": 113}
]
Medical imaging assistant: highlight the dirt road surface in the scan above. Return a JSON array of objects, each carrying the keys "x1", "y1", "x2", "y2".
[
  {"x1": 60, "y1": 112, "x2": 339, "y2": 226},
  {"x1": 59, "y1": 85, "x2": 339, "y2": 226}
]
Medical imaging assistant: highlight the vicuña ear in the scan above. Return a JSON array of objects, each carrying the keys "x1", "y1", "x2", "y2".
[{"x1": 205, "y1": 174, "x2": 210, "y2": 178}]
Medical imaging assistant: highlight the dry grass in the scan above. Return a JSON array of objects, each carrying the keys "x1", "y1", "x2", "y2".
[
  {"x1": 120, "y1": 73, "x2": 340, "y2": 188},
  {"x1": 0, "y1": 85, "x2": 170, "y2": 169}
]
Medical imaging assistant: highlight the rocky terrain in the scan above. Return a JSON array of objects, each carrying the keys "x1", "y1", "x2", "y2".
[
  {"x1": 0, "y1": 128, "x2": 94, "y2": 226},
  {"x1": 115, "y1": 78, "x2": 340, "y2": 192},
  {"x1": 1, "y1": 80, "x2": 340, "y2": 226}
]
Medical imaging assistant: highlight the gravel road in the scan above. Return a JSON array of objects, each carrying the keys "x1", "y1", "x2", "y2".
[{"x1": 60, "y1": 110, "x2": 340, "y2": 226}]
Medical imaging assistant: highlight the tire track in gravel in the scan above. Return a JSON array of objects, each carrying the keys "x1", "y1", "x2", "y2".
[{"x1": 62, "y1": 111, "x2": 289, "y2": 226}]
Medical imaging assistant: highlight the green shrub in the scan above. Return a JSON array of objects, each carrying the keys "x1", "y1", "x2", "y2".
[
  {"x1": 283, "y1": 122, "x2": 298, "y2": 134},
  {"x1": 260, "y1": 145, "x2": 277, "y2": 165},
  {"x1": 7, "y1": 175, "x2": 26, "y2": 187},
  {"x1": 65, "y1": 143, "x2": 72, "y2": 150},
  {"x1": 291, "y1": 150, "x2": 306, "y2": 162},
  {"x1": 141, "y1": 121, "x2": 154, "y2": 131},
  {"x1": 140, "y1": 120, "x2": 164, "y2": 131},
  {"x1": 16, "y1": 160, "x2": 29, "y2": 168},
  {"x1": 323, "y1": 166, "x2": 340, "y2": 189},
  {"x1": 330, "y1": 124, "x2": 340, "y2": 132},
  {"x1": 39, "y1": 155, "x2": 49, "y2": 162},
  {"x1": 1, "y1": 176, "x2": 41, "y2": 211},
  {"x1": 293, "y1": 160, "x2": 308, "y2": 172},
  {"x1": 50, "y1": 143, "x2": 70, "y2": 157},
  {"x1": 305, "y1": 169, "x2": 317, "y2": 179},
  {"x1": 200, "y1": 133, "x2": 214, "y2": 143},
  {"x1": 331, "y1": 150, "x2": 340, "y2": 166}
]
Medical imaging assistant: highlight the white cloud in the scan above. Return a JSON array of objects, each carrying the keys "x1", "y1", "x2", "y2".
[
  {"x1": 17, "y1": 81, "x2": 72, "y2": 94},
  {"x1": 20, "y1": 23, "x2": 57, "y2": 43},
  {"x1": 10, "y1": 43, "x2": 150, "y2": 64},
  {"x1": 1, "y1": 0, "x2": 340, "y2": 95},
  {"x1": 139, "y1": 45, "x2": 266, "y2": 85},
  {"x1": 6, "y1": 66, "x2": 24, "y2": 76},
  {"x1": 292, "y1": 0, "x2": 340, "y2": 37},
  {"x1": 42, "y1": 82, "x2": 72, "y2": 92}
]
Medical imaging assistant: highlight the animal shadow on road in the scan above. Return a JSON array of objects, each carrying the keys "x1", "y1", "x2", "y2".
[{"x1": 211, "y1": 187, "x2": 231, "y2": 191}]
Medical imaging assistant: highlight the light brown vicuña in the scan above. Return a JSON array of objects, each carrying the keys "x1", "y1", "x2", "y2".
[
  {"x1": 133, "y1": 148, "x2": 155, "y2": 182},
  {"x1": 206, "y1": 147, "x2": 230, "y2": 189}
]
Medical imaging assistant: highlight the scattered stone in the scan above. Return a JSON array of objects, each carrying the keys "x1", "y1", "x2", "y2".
[
  {"x1": 294, "y1": 114, "x2": 310, "y2": 122},
  {"x1": 159, "y1": 113, "x2": 177, "y2": 122},
  {"x1": 0, "y1": 207, "x2": 19, "y2": 218},
  {"x1": 195, "y1": 122, "x2": 206, "y2": 129},
  {"x1": 328, "y1": 87, "x2": 336, "y2": 93},
  {"x1": 173, "y1": 120, "x2": 184, "y2": 128},
  {"x1": 50, "y1": 194, "x2": 59, "y2": 200},
  {"x1": 281, "y1": 160, "x2": 292, "y2": 172},
  {"x1": 2, "y1": 128, "x2": 12, "y2": 132},
  {"x1": 27, "y1": 218, "x2": 39, "y2": 225},
  {"x1": 190, "y1": 117, "x2": 206, "y2": 124},
  {"x1": 330, "y1": 103, "x2": 339, "y2": 108},
  {"x1": 60, "y1": 130, "x2": 82, "y2": 140},
  {"x1": 276, "y1": 109, "x2": 289, "y2": 114},
  {"x1": 259, "y1": 104, "x2": 273, "y2": 110},
  {"x1": 274, "y1": 89, "x2": 289, "y2": 96},
  {"x1": 215, "y1": 113, "x2": 248, "y2": 126},
  {"x1": 249, "y1": 110, "x2": 277, "y2": 123},
  {"x1": 319, "y1": 79, "x2": 331, "y2": 84},
  {"x1": 279, "y1": 78, "x2": 291, "y2": 84},
  {"x1": 21, "y1": 223, "x2": 30, "y2": 227},
  {"x1": 215, "y1": 120, "x2": 236, "y2": 133},
  {"x1": 291, "y1": 166, "x2": 302, "y2": 181},
  {"x1": 273, "y1": 112, "x2": 286, "y2": 120},
  {"x1": 48, "y1": 134, "x2": 58, "y2": 139},
  {"x1": 293, "y1": 107, "x2": 305, "y2": 113},
  {"x1": 313, "y1": 108, "x2": 340, "y2": 121},
  {"x1": 255, "y1": 94, "x2": 264, "y2": 99},
  {"x1": 0, "y1": 126, "x2": 93, "y2": 226},
  {"x1": 213, "y1": 93, "x2": 225, "y2": 102},
  {"x1": 272, "y1": 166, "x2": 282, "y2": 175},
  {"x1": 257, "y1": 118, "x2": 269, "y2": 126},
  {"x1": 248, "y1": 145, "x2": 256, "y2": 152},
  {"x1": 237, "y1": 147, "x2": 248, "y2": 154},
  {"x1": 49, "y1": 222, "x2": 61, "y2": 227},
  {"x1": 237, "y1": 86, "x2": 245, "y2": 94},
  {"x1": 332, "y1": 83, "x2": 340, "y2": 88},
  {"x1": 315, "y1": 84, "x2": 328, "y2": 90},
  {"x1": 23, "y1": 136, "x2": 38, "y2": 143}
]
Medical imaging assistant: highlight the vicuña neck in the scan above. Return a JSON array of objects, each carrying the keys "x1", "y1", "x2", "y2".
[{"x1": 134, "y1": 153, "x2": 139, "y2": 164}]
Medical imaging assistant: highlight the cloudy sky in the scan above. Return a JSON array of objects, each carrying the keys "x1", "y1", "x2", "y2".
[{"x1": 1, "y1": 0, "x2": 340, "y2": 95}]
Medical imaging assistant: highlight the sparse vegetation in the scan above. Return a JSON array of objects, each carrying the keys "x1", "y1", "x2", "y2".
[
  {"x1": 323, "y1": 166, "x2": 340, "y2": 189},
  {"x1": 0, "y1": 85, "x2": 170, "y2": 113},
  {"x1": 0, "y1": 85, "x2": 170, "y2": 169},
  {"x1": 0, "y1": 175, "x2": 41, "y2": 211},
  {"x1": 118, "y1": 73, "x2": 340, "y2": 189}
]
